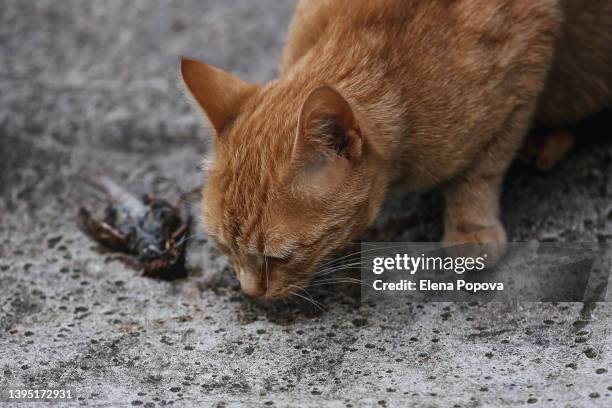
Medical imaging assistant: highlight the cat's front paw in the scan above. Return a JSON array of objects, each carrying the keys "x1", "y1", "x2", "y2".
[{"x1": 443, "y1": 222, "x2": 508, "y2": 267}]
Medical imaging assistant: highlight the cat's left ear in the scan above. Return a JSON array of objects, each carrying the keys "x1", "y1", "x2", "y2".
[
  {"x1": 294, "y1": 85, "x2": 363, "y2": 164},
  {"x1": 180, "y1": 57, "x2": 257, "y2": 137}
]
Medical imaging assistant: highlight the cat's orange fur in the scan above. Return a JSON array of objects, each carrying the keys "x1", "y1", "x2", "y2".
[{"x1": 181, "y1": 0, "x2": 612, "y2": 298}]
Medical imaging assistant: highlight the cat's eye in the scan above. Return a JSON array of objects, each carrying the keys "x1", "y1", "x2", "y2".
[{"x1": 265, "y1": 255, "x2": 291, "y2": 265}]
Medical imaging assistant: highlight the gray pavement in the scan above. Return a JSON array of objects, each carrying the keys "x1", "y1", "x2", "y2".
[{"x1": 1, "y1": 1, "x2": 612, "y2": 406}]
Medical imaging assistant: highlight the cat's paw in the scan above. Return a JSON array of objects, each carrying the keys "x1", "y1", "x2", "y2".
[
  {"x1": 520, "y1": 130, "x2": 574, "y2": 171},
  {"x1": 443, "y1": 222, "x2": 507, "y2": 267}
]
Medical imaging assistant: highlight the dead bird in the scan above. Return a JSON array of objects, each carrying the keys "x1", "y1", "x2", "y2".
[{"x1": 78, "y1": 177, "x2": 190, "y2": 280}]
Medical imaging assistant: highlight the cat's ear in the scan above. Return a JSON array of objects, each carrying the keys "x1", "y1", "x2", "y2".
[
  {"x1": 180, "y1": 57, "x2": 257, "y2": 136},
  {"x1": 294, "y1": 85, "x2": 363, "y2": 164}
]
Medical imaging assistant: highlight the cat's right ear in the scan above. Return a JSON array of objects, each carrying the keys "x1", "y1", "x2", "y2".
[
  {"x1": 294, "y1": 85, "x2": 363, "y2": 164},
  {"x1": 292, "y1": 86, "x2": 363, "y2": 194},
  {"x1": 180, "y1": 57, "x2": 257, "y2": 137}
]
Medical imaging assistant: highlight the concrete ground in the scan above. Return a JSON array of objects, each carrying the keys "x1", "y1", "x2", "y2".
[{"x1": 1, "y1": 1, "x2": 611, "y2": 406}]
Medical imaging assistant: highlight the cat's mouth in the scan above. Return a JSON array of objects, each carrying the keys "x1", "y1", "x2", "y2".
[
  {"x1": 237, "y1": 273, "x2": 312, "y2": 301},
  {"x1": 262, "y1": 285, "x2": 309, "y2": 301},
  {"x1": 243, "y1": 282, "x2": 305, "y2": 300},
  {"x1": 234, "y1": 260, "x2": 316, "y2": 300}
]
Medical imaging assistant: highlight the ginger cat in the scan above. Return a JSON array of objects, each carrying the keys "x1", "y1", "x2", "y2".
[{"x1": 181, "y1": 0, "x2": 612, "y2": 299}]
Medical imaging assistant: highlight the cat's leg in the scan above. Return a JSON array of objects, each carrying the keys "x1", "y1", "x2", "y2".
[
  {"x1": 443, "y1": 108, "x2": 534, "y2": 264},
  {"x1": 443, "y1": 172, "x2": 507, "y2": 265}
]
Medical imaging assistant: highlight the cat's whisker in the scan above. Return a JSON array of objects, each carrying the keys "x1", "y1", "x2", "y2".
[
  {"x1": 297, "y1": 285, "x2": 318, "y2": 302},
  {"x1": 306, "y1": 280, "x2": 364, "y2": 288},
  {"x1": 320, "y1": 242, "x2": 362, "y2": 266},
  {"x1": 317, "y1": 251, "x2": 363, "y2": 269},
  {"x1": 316, "y1": 245, "x2": 385, "y2": 268},
  {"x1": 315, "y1": 248, "x2": 408, "y2": 276},
  {"x1": 318, "y1": 256, "x2": 364, "y2": 270},
  {"x1": 316, "y1": 257, "x2": 369, "y2": 271},
  {"x1": 313, "y1": 268, "x2": 361, "y2": 280},
  {"x1": 317, "y1": 243, "x2": 407, "y2": 269},
  {"x1": 289, "y1": 291, "x2": 326, "y2": 313},
  {"x1": 288, "y1": 284, "x2": 326, "y2": 312},
  {"x1": 313, "y1": 276, "x2": 363, "y2": 282},
  {"x1": 303, "y1": 286, "x2": 334, "y2": 296},
  {"x1": 311, "y1": 277, "x2": 363, "y2": 285},
  {"x1": 316, "y1": 258, "x2": 366, "y2": 271},
  {"x1": 314, "y1": 261, "x2": 364, "y2": 276},
  {"x1": 176, "y1": 232, "x2": 208, "y2": 245}
]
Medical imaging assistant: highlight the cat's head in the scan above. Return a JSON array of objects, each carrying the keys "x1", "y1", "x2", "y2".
[{"x1": 181, "y1": 57, "x2": 385, "y2": 299}]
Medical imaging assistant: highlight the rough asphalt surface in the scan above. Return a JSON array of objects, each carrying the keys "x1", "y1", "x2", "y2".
[{"x1": 1, "y1": 1, "x2": 612, "y2": 407}]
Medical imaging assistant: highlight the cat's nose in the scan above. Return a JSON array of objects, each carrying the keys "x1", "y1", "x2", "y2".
[
  {"x1": 237, "y1": 268, "x2": 267, "y2": 298},
  {"x1": 242, "y1": 284, "x2": 266, "y2": 298}
]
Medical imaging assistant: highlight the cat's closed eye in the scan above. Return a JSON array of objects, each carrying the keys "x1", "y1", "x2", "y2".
[{"x1": 265, "y1": 254, "x2": 291, "y2": 266}]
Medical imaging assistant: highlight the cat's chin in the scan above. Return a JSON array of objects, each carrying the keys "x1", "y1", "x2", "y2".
[
  {"x1": 261, "y1": 292, "x2": 288, "y2": 301},
  {"x1": 260, "y1": 281, "x2": 313, "y2": 301}
]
